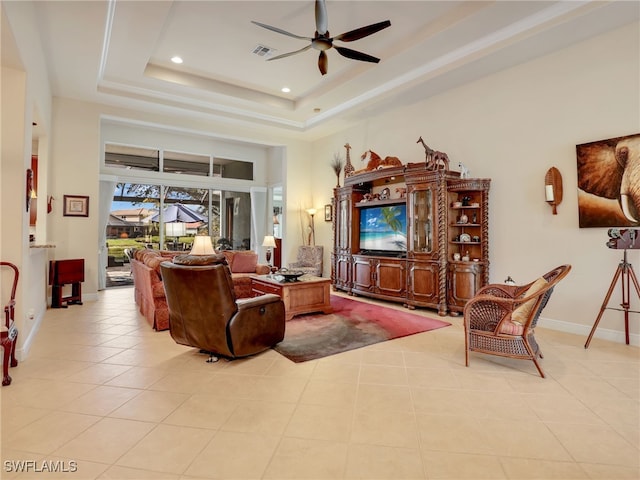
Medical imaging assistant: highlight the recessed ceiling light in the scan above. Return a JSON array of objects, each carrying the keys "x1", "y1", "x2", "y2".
[
  {"x1": 281, "y1": 87, "x2": 290, "y2": 93},
  {"x1": 171, "y1": 56, "x2": 183, "y2": 64}
]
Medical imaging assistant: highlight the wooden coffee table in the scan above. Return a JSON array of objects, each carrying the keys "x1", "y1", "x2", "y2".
[{"x1": 250, "y1": 274, "x2": 333, "y2": 320}]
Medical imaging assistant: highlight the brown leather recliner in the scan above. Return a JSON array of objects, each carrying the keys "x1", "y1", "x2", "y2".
[{"x1": 160, "y1": 259, "x2": 285, "y2": 360}]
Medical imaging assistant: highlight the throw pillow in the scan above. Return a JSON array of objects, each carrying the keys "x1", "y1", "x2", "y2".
[
  {"x1": 511, "y1": 277, "x2": 548, "y2": 325},
  {"x1": 221, "y1": 251, "x2": 235, "y2": 268},
  {"x1": 231, "y1": 252, "x2": 258, "y2": 273}
]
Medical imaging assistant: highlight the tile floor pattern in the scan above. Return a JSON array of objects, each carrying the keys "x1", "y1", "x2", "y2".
[{"x1": 1, "y1": 287, "x2": 638, "y2": 479}]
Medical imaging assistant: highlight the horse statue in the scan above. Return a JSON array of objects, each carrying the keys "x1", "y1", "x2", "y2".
[{"x1": 458, "y1": 162, "x2": 470, "y2": 179}]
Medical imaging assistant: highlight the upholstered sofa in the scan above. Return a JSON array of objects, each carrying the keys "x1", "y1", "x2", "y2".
[{"x1": 130, "y1": 248, "x2": 270, "y2": 331}]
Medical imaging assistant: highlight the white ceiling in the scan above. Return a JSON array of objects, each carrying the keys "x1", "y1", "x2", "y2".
[{"x1": 11, "y1": 1, "x2": 640, "y2": 140}]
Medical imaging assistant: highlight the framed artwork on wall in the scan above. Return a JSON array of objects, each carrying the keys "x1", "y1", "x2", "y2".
[
  {"x1": 576, "y1": 133, "x2": 640, "y2": 228},
  {"x1": 63, "y1": 195, "x2": 89, "y2": 217}
]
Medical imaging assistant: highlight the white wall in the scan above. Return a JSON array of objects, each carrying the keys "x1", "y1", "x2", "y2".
[
  {"x1": 48, "y1": 99, "x2": 102, "y2": 295},
  {"x1": 47, "y1": 99, "x2": 313, "y2": 295},
  {"x1": 1, "y1": 1, "x2": 57, "y2": 359},
  {"x1": 311, "y1": 22, "x2": 640, "y2": 343}
]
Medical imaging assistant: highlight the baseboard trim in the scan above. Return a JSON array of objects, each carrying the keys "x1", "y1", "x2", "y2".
[
  {"x1": 14, "y1": 308, "x2": 45, "y2": 362},
  {"x1": 540, "y1": 317, "x2": 639, "y2": 347}
]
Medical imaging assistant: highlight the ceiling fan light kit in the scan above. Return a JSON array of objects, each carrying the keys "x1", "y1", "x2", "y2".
[{"x1": 252, "y1": 0, "x2": 391, "y2": 75}]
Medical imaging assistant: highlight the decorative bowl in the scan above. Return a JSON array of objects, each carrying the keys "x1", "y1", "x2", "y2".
[{"x1": 276, "y1": 270, "x2": 304, "y2": 282}]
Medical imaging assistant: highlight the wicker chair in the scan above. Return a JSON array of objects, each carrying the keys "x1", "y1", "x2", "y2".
[{"x1": 464, "y1": 264, "x2": 571, "y2": 378}]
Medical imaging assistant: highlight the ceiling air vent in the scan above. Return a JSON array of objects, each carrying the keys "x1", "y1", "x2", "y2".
[{"x1": 252, "y1": 44, "x2": 276, "y2": 58}]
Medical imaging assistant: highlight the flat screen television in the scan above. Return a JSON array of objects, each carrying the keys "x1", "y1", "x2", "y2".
[{"x1": 359, "y1": 204, "x2": 408, "y2": 255}]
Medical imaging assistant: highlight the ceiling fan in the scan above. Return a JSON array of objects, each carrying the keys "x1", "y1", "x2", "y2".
[{"x1": 252, "y1": 0, "x2": 391, "y2": 75}]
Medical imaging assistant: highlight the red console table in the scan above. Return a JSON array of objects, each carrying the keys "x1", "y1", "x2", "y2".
[{"x1": 49, "y1": 259, "x2": 84, "y2": 308}]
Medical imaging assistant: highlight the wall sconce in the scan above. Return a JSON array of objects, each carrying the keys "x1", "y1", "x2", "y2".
[{"x1": 544, "y1": 167, "x2": 563, "y2": 215}]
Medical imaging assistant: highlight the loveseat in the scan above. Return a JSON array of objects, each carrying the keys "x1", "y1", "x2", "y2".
[{"x1": 130, "y1": 248, "x2": 270, "y2": 331}]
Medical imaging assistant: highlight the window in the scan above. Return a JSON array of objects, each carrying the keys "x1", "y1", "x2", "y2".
[
  {"x1": 105, "y1": 144, "x2": 254, "y2": 180},
  {"x1": 105, "y1": 144, "x2": 159, "y2": 171},
  {"x1": 104, "y1": 144, "x2": 255, "y2": 251},
  {"x1": 163, "y1": 151, "x2": 210, "y2": 176}
]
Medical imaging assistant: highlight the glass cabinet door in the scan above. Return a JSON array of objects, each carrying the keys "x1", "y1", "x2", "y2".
[
  {"x1": 411, "y1": 189, "x2": 432, "y2": 253},
  {"x1": 337, "y1": 198, "x2": 349, "y2": 250}
]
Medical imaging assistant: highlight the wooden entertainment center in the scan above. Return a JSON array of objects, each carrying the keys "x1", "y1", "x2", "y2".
[{"x1": 331, "y1": 162, "x2": 490, "y2": 316}]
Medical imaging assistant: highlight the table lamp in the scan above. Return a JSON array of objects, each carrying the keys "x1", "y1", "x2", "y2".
[
  {"x1": 190, "y1": 235, "x2": 215, "y2": 255},
  {"x1": 262, "y1": 235, "x2": 276, "y2": 271}
]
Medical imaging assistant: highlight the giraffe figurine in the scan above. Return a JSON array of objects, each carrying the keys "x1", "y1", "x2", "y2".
[
  {"x1": 416, "y1": 136, "x2": 435, "y2": 169},
  {"x1": 343, "y1": 143, "x2": 355, "y2": 177}
]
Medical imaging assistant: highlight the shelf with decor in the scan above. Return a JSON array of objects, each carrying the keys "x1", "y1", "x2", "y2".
[{"x1": 446, "y1": 179, "x2": 491, "y2": 314}]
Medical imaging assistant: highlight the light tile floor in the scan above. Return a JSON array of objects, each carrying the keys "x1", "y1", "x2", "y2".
[{"x1": 1, "y1": 287, "x2": 638, "y2": 479}]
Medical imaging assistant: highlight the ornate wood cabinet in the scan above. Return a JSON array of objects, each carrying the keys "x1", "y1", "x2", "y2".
[
  {"x1": 352, "y1": 255, "x2": 406, "y2": 300},
  {"x1": 331, "y1": 163, "x2": 490, "y2": 316}
]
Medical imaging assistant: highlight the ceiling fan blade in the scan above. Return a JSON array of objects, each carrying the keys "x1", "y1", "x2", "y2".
[
  {"x1": 267, "y1": 44, "x2": 313, "y2": 61},
  {"x1": 251, "y1": 21, "x2": 311, "y2": 41},
  {"x1": 318, "y1": 51, "x2": 328, "y2": 75},
  {"x1": 315, "y1": 0, "x2": 328, "y2": 35},
  {"x1": 335, "y1": 46, "x2": 380, "y2": 64},
  {"x1": 333, "y1": 20, "x2": 391, "y2": 42}
]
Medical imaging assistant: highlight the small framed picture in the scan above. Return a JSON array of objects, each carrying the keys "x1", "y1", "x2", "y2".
[
  {"x1": 324, "y1": 204, "x2": 332, "y2": 222},
  {"x1": 63, "y1": 195, "x2": 89, "y2": 217}
]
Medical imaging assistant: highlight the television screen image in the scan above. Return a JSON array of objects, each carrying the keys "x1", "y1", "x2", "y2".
[{"x1": 359, "y1": 205, "x2": 407, "y2": 253}]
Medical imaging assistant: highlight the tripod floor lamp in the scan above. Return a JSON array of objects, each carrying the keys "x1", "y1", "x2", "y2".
[{"x1": 585, "y1": 230, "x2": 640, "y2": 348}]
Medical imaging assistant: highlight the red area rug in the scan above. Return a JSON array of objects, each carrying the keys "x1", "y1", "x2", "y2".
[{"x1": 274, "y1": 295, "x2": 451, "y2": 362}]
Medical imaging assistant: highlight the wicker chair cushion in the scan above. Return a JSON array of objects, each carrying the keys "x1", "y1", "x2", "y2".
[
  {"x1": 498, "y1": 320, "x2": 525, "y2": 335},
  {"x1": 511, "y1": 277, "x2": 547, "y2": 325}
]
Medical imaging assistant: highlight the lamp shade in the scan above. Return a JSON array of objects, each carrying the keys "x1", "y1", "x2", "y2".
[
  {"x1": 165, "y1": 222, "x2": 186, "y2": 237},
  {"x1": 262, "y1": 235, "x2": 276, "y2": 248},
  {"x1": 306, "y1": 208, "x2": 317, "y2": 216},
  {"x1": 190, "y1": 235, "x2": 215, "y2": 255}
]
